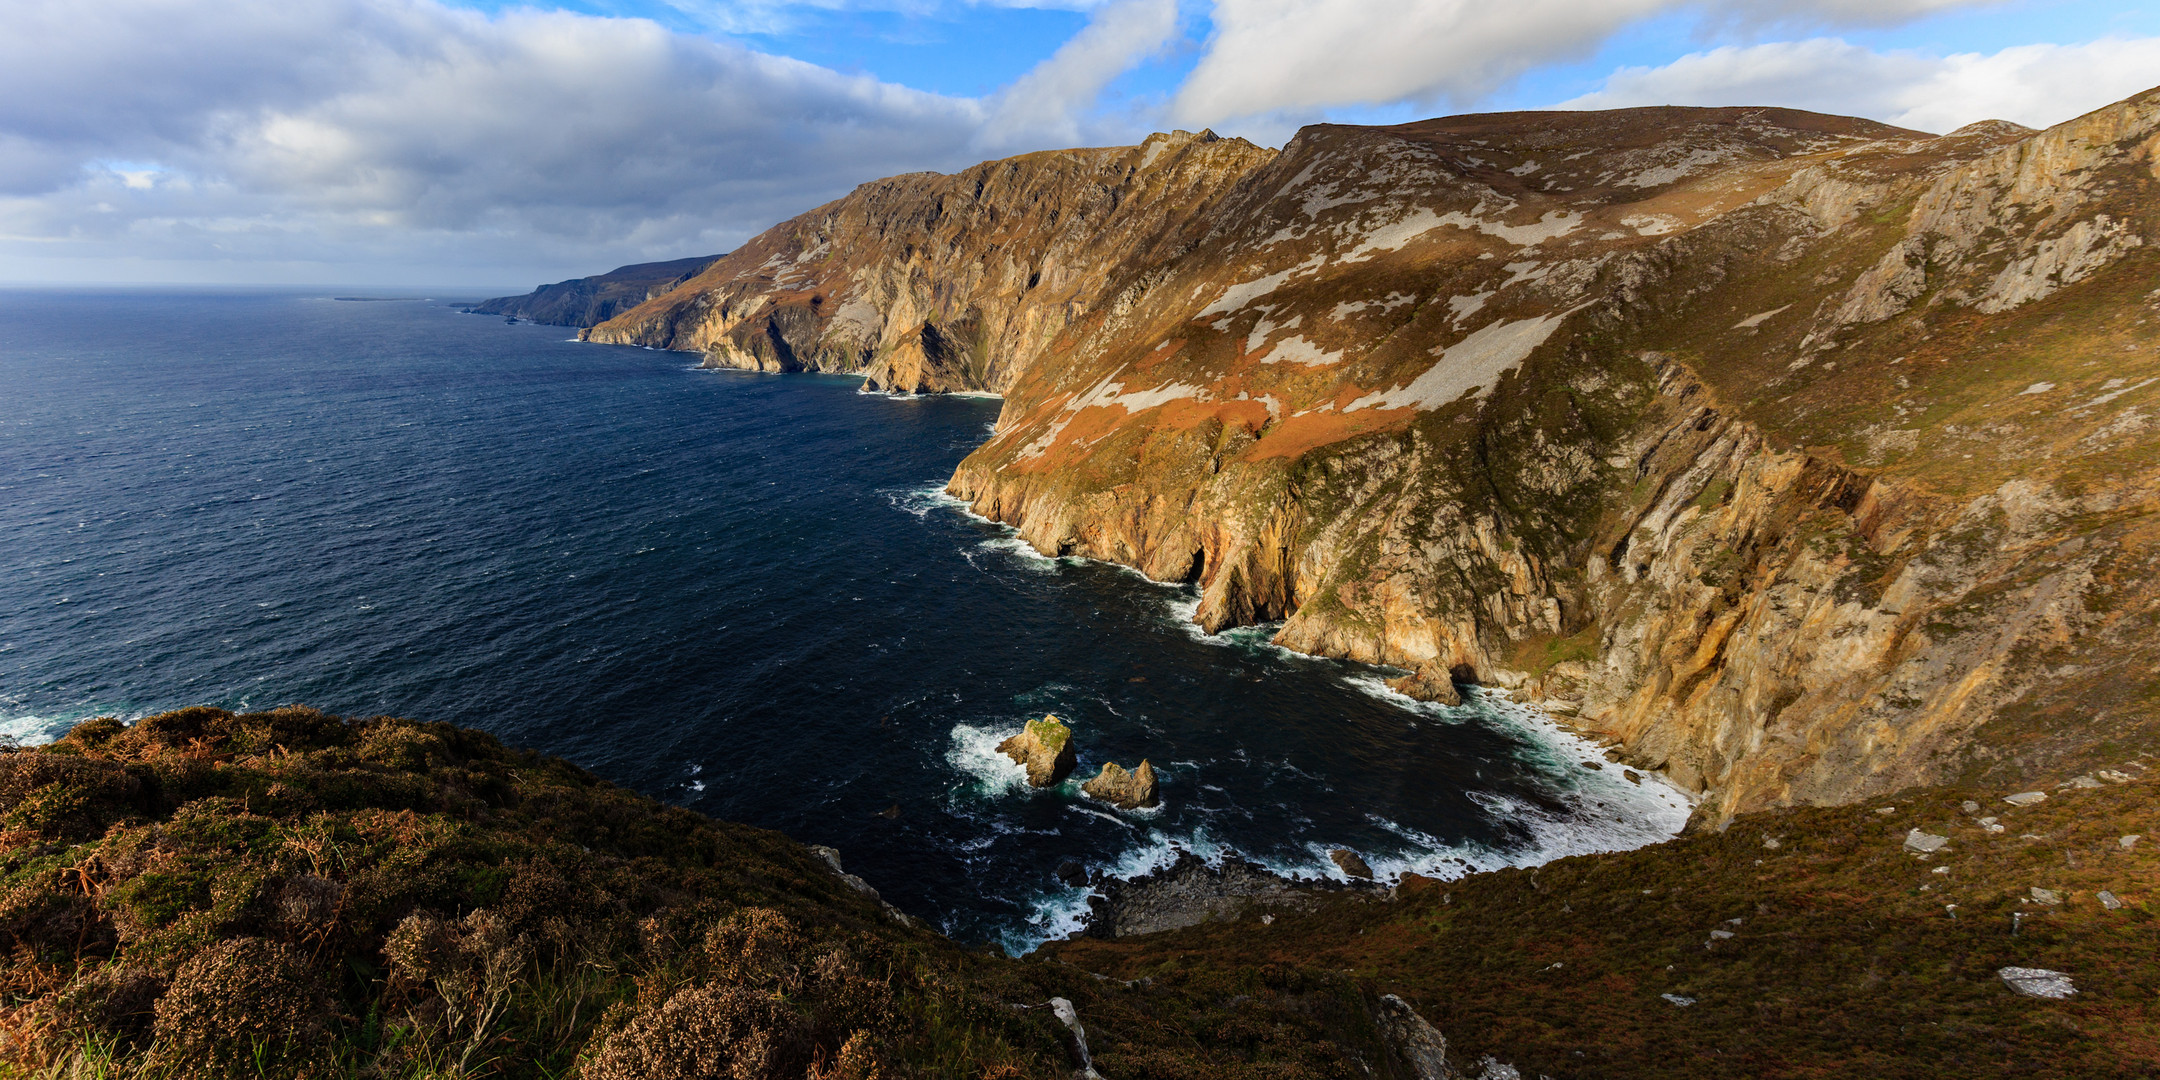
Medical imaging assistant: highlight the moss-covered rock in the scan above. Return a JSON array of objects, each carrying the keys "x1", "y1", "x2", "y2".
[{"x1": 997, "y1": 715, "x2": 1078, "y2": 788}]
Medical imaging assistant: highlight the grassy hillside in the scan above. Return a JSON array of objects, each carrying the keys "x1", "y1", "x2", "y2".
[
  {"x1": 3, "y1": 707, "x2": 2153, "y2": 1078},
  {"x1": 1051, "y1": 771, "x2": 2160, "y2": 1078},
  {"x1": 0, "y1": 707, "x2": 1082, "y2": 1078}
]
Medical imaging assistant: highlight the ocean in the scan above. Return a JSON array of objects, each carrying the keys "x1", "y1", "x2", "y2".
[{"x1": 0, "y1": 288, "x2": 1688, "y2": 951}]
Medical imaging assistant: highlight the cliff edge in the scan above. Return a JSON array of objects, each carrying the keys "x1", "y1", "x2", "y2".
[{"x1": 583, "y1": 92, "x2": 2160, "y2": 829}]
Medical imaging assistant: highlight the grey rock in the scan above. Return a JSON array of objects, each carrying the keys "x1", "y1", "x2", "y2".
[
  {"x1": 2062, "y1": 775, "x2": 2104, "y2": 789},
  {"x1": 2098, "y1": 890, "x2": 2123, "y2": 910},
  {"x1": 1904, "y1": 828, "x2": 1951, "y2": 853},
  {"x1": 2030, "y1": 887, "x2": 2063, "y2": 905},
  {"x1": 1049, "y1": 997, "x2": 1104, "y2": 1080},
  {"x1": 2004, "y1": 791, "x2": 2048, "y2": 806},
  {"x1": 1083, "y1": 850, "x2": 1381, "y2": 938},
  {"x1": 1961, "y1": 800, "x2": 1982, "y2": 813},
  {"x1": 1661, "y1": 993, "x2": 1697, "y2": 1007},
  {"x1": 2122, "y1": 834, "x2": 2142, "y2": 850},
  {"x1": 1374, "y1": 994, "x2": 1454, "y2": 1079},
  {"x1": 1999, "y1": 967, "x2": 2077, "y2": 999},
  {"x1": 1472, "y1": 1058, "x2": 1521, "y2": 1080}
]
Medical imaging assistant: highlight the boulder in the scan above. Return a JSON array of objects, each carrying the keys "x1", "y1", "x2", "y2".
[
  {"x1": 1384, "y1": 669, "x2": 1463, "y2": 707},
  {"x1": 1903, "y1": 829, "x2": 1950, "y2": 854},
  {"x1": 998, "y1": 715, "x2": 1077, "y2": 787},
  {"x1": 1082, "y1": 759, "x2": 1159, "y2": 809},
  {"x1": 1329, "y1": 849, "x2": 1374, "y2": 880},
  {"x1": 1999, "y1": 967, "x2": 2077, "y2": 999}
]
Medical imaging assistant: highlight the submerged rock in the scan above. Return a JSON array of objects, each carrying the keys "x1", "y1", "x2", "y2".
[
  {"x1": 998, "y1": 715, "x2": 1077, "y2": 787},
  {"x1": 1082, "y1": 759, "x2": 1159, "y2": 808}
]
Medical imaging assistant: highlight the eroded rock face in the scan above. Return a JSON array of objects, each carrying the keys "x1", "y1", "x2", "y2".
[
  {"x1": 1081, "y1": 759, "x2": 1158, "y2": 808},
  {"x1": 998, "y1": 715, "x2": 1078, "y2": 787},
  {"x1": 941, "y1": 93, "x2": 2160, "y2": 826},
  {"x1": 583, "y1": 130, "x2": 1275, "y2": 395},
  {"x1": 598, "y1": 90, "x2": 2160, "y2": 826}
]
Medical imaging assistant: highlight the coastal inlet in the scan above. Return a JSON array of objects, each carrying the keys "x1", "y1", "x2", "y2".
[{"x1": 0, "y1": 289, "x2": 1690, "y2": 953}]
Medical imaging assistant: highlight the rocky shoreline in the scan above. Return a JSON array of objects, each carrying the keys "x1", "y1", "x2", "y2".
[{"x1": 1078, "y1": 849, "x2": 1389, "y2": 938}]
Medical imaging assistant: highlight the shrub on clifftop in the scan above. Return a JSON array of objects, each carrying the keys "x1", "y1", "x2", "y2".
[{"x1": 0, "y1": 707, "x2": 1070, "y2": 1078}]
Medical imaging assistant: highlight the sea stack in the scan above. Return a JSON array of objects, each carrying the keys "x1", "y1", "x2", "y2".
[
  {"x1": 998, "y1": 715, "x2": 1077, "y2": 787},
  {"x1": 1083, "y1": 759, "x2": 1159, "y2": 809}
]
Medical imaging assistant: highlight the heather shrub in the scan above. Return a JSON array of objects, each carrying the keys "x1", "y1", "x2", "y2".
[
  {"x1": 148, "y1": 936, "x2": 332, "y2": 1078},
  {"x1": 704, "y1": 906, "x2": 807, "y2": 990},
  {"x1": 44, "y1": 963, "x2": 163, "y2": 1047},
  {"x1": 584, "y1": 984, "x2": 810, "y2": 1080}
]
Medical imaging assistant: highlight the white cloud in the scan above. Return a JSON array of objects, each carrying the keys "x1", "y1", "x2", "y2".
[
  {"x1": 1169, "y1": 0, "x2": 2001, "y2": 129},
  {"x1": 978, "y1": 0, "x2": 1179, "y2": 151},
  {"x1": 0, "y1": 0, "x2": 1001, "y2": 283},
  {"x1": 1561, "y1": 36, "x2": 2160, "y2": 134}
]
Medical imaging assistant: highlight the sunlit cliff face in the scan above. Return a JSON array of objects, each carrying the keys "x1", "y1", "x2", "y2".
[{"x1": 595, "y1": 90, "x2": 2160, "y2": 824}]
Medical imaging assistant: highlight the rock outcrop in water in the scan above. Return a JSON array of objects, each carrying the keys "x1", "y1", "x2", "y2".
[
  {"x1": 586, "y1": 88, "x2": 2160, "y2": 828},
  {"x1": 472, "y1": 254, "x2": 722, "y2": 327},
  {"x1": 1081, "y1": 759, "x2": 1159, "y2": 808},
  {"x1": 998, "y1": 715, "x2": 1078, "y2": 787}
]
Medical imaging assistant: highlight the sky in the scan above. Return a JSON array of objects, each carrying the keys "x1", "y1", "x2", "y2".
[{"x1": 3, "y1": 0, "x2": 2156, "y2": 288}]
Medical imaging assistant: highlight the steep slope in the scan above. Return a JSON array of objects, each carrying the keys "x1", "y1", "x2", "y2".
[
  {"x1": 581, "y1": 130, "x2": 1275, "y2": 393},
  {"x1": 945, "y1": 95, "x2": 2160, "y2": 826},
  {"x1": 9, "y1": 708, "x2": 2152, "y2": 1078},
  {"x1": 584, "y1": 92, "x2": 2160, "y2": 828},
  {"x1": 472, "y1": 255, "x2": 722, "y2": 327},
  {"x1": 1050, "y1": 770, "x2": 2160, "y2": 1079}
]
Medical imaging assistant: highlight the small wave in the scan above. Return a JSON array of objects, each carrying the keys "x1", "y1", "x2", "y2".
[
  {"x1": 975, "y1": 536, "x2": 1060, "y2": 572},
  {"x1": 945, "y1": 723, "x2": 1030, "y2": 797},
  {"x1": 1002, "y1": 883, "x2": 1094, "y2": 955},
  {"x1": 883, "y1": 482, "x2": 969, "y2": 521},
  {"x1": 0, "y1": 704, "x2": 149, "y2": 748},
  {"x1": 1067, "y1": 804, "x2": 1137, "y2": 830}
]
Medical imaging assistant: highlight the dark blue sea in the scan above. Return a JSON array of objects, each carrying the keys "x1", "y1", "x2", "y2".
[{"x1": 0, "y1": 288, "x2": 1687, "y2": 950}]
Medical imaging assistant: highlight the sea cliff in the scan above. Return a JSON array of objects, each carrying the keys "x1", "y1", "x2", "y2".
[{"x1": 588, "y1": 89, "x2": 2160, "y2": 827}]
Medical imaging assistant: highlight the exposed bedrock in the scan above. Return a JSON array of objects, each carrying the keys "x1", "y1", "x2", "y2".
[
  {"x1": 598, "y1": 91, "x2": 2160, "y2": 826},
  {"x1": 946, "y1": 91, "x2": 2160, "y2": 826}
]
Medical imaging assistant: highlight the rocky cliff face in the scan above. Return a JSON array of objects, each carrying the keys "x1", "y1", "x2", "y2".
[
  {"x1": 582, "y1": 130, "x2": 1275, "y2": 393},
  {"x1": 602, "y1": 92, "x2": 2160, "y2": 825},
  {"x1": 473, "y1": 254, "x2": 722, "y2": 327}
]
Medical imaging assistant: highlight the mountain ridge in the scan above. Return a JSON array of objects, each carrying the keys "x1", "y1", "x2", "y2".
[
  {"x1": 471, "y1": 255, "x2": 724, "y2": 327},
  {"x1": 584, "y1": 91, "x2": 2160, "y2": 829}
]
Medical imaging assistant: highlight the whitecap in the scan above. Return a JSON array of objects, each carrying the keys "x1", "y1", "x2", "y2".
[
  {"x1": 945, "y1": 723, "x2": 1030, "y2": 797},
  {"x1": 883, "y1": 482, "x2": 970, "y2": 521},
  {"x1": 975, "y1": 536, "x2": 1060, "y2": 572},
  {"x1": 1067, "y1": 804, "x2": 1137, "y2": 830}
]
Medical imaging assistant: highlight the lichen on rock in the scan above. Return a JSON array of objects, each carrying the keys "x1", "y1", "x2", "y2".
[
  {"x1": 998, "y1": 714, "x2": 1078, "y2": 787},
  {"x1": 1082, "y1": 759, "x2": 1159, "y2": 809}
]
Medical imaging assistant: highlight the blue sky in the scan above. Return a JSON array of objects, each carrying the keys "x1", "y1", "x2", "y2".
[{"x1": 2, "y1": 0, "x2": 2156, "y2": 285}]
